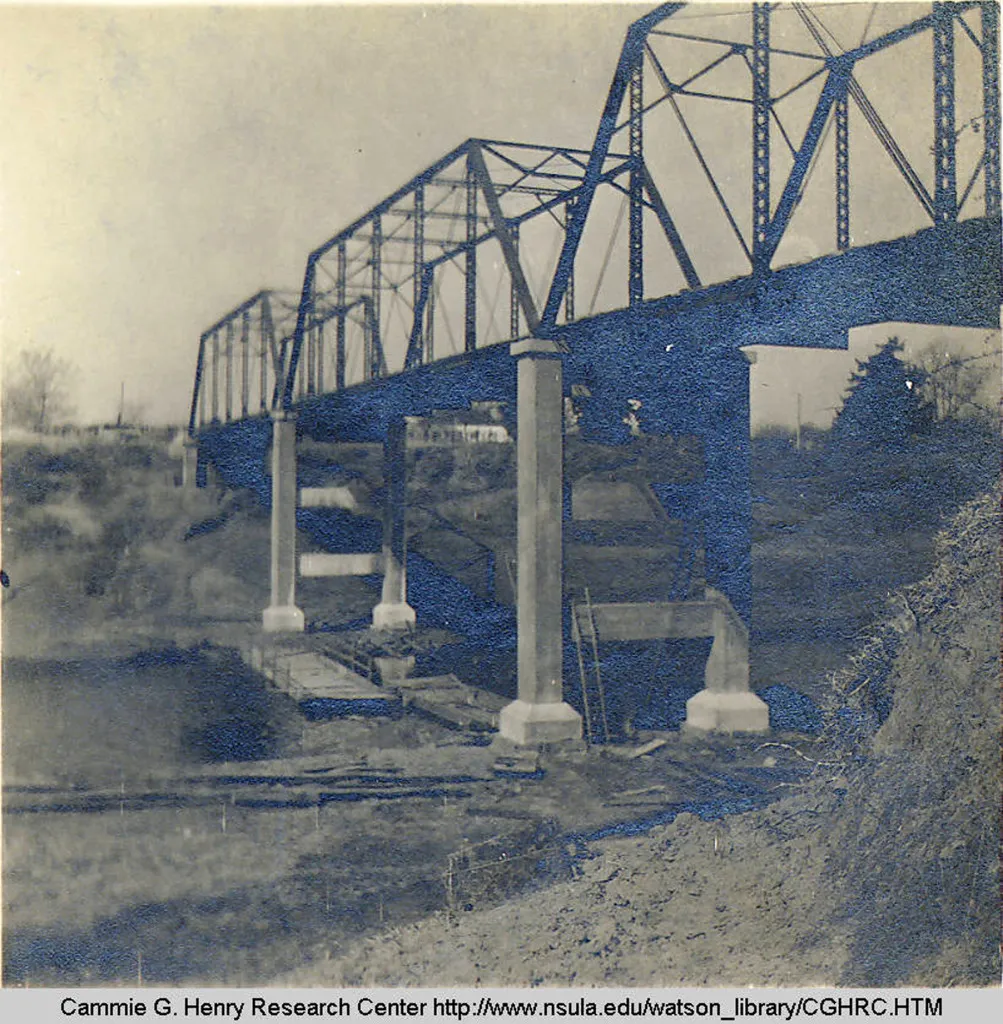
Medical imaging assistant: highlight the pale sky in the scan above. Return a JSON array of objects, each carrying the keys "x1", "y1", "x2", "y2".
[{"x1": 1, "y1": 1, "x2": 997, "y2": 428}]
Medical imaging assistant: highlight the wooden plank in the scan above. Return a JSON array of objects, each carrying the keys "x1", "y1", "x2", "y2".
[
  {"x1": 258, "y1": 651, "x2": 387, "y2": 702},
  {"x1": 626, "y1": 737, "x2": 668, "y2": 759},
  {"x1": 299, "y1": 552, "x2": 383, "y2": 577},
  {"x1": 396, "y1": 675, "x2": 505, "y2": 731}
]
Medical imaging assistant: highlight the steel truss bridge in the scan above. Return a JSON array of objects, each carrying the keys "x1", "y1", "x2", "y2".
[{"x1": 188, "y1": 2, "x2": 1000, "y2": 732}]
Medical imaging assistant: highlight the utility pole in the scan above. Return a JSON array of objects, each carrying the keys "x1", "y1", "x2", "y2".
[
  {"x1": 795, "y1": 392, "x2": 802, "y2": 451},
  {"x1": 117, "y1": 381, "x2": 125, "y2": 427}
]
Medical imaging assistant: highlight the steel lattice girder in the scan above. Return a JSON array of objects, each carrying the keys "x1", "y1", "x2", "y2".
[
  {"x1": 190, "y1": 1, "x2": 1001, "y2": 425},
  {"x1": 189, "y1": 290, "x2": 300, "y2": 434}
]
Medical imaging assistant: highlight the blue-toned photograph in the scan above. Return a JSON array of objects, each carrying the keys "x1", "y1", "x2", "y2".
[{"x1": 1, "y1": 0, "x2": 999, "y2": 991}]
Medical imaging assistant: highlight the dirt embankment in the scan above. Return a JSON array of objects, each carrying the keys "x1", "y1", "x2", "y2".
[{"x1": 279, "y1": 490, "x2": 1001, "y2": 988}]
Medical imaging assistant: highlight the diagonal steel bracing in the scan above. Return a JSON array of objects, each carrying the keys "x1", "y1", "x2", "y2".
[{"x1": 190, "y1": 2, "x2": 1000, "y2": 431}]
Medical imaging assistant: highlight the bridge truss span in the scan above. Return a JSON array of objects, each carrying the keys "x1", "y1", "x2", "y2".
[
  {"x1": 187, "y1": 2, "x2": 1001, "y2": 742},
  {"x1": 189, "y1": 1, "x2": 1000, "y2": 433}
]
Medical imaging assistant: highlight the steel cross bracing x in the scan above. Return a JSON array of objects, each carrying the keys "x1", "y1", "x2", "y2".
[{"x1": 189, "y1": 2, "x2": 1001, "y2": 433}]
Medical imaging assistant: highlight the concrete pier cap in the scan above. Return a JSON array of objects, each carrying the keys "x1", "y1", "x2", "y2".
[{"x1": 498, "y1": 337, "x2": 582, "y2": 746}]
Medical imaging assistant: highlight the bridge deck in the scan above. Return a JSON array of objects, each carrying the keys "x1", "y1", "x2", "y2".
[{"x1": 197, "y1": 218, "x2": 999, "y2": 446}]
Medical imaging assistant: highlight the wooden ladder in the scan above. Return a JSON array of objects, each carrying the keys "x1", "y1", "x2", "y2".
[{"x1": 572, "y1": 586, "x2": 610, "y2": 745}]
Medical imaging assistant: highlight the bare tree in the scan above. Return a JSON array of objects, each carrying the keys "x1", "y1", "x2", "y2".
[
  {"x1": 915, "y1": 340, "x2": 996, "y2": 421},
  {"x1": 3, "y1": 348, "x2": 75, "y2": 432}
]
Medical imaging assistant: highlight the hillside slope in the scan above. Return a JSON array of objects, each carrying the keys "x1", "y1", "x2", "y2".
[{"x1": 278, "y1": 489, "x2": 1000, "y2": 988}]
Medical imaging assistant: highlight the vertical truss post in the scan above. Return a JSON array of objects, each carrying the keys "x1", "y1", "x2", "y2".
[
  {"x1": 426, "y1": 268, "x2": 436, "y2": 362},
  {"x1": 982, "y1": 1, "x2": 1000, "y2": 220},
  {"x1": 306, "y1": 326, "x2": 316, "y2": 395},
  {"x1": 510, "y1": 223, "x2": 521, "y2": 340},
  {"x1": 564, "y1": 200, "x2": 576, "y2": 322},
  {"x1": 465, "y1": 152, "x2": 478, "y2": 352},
  {"x1": 259, "y1": 303, "x2": 269, "y2": 413},
  {"x1": 317, "y1": 322, "x2": 325, "y2": 394},
  {"x1": 211, "y1": 330, "x2": 219, "y2": 422},
  {"x1": 197, "y1": 336, "x2": 207, "y2": 429},
  {"x1": 836, "y1": 89, "x2": 850, "y2": 251},
  {"x1": 629, "y1": 53, "x2": 644, "y2": 308},
  {"x1": 264, "y1": 293, "x2": 279, "y2": 410},
  {"x1": 752, "y1": 2, "x2": 771, "y2": 273},
  {"x1": 370, "y1": 214, "x2": 382, "y2": 380},
  {"x1": 224, "y1": 320, "x2": 234, "y2": 422},
  {"x1": 241, "y1": 309, "x2": 250, "y2": 417},
  {"x1": 336, "y1": 243, "x2": 347, "y2": 390},
  {"x1": 413, "y1": 185, "x2": 425, "y2": 362},
  {"x1": 933, "y1": 2, "x2": 957, "y2": 223}
]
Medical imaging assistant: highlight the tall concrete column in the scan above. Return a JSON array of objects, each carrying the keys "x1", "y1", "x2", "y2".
[
  {"x1": 181, "y1": 439, "x2": 201, "y2": 489},
  {"x1": 262, "y1": 412, "x2": 305, "y2": 632},
  {"x1": 372, "y1": 420, "x2": 416, "y2": 630},
  {"x1": 498, "y1": 338, "x2": 582, "y2": 745},
  {"x1": 701, "y1": 349, "x2": 754, "y2": 624}
]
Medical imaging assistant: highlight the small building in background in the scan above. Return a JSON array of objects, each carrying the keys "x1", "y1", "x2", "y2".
[{"x1": 405, "y1": 401, "x2": 511, "y2": 448}]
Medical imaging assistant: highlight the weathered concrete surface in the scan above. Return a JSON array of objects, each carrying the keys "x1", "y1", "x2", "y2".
[
  {"x1": 262, "y1": 413, "x2": 305, "y2": 633},
  {"x1": 181, "y1": 440, "x2": 200, "y2": 489},
  {"x1": 685, "y1": 691, "x2": 769, "y2": 733},
  {"x1": 584, "y1": 601, "x2": 714, "y2": 641},
  {"x1": 499, "y1": 339, "x2": 581, "y2": 745},
  {"x1": 299, "y1": 485, "x2": 362, "y2": 511},
  {"x1": 686, "y1": 588, "x2": 767, "y2": 734},
  {"x1": 577, "y1": 589, "x2": 767, "y2": 734},
  {"x1": 498, "y1": 698, "x2": 584, "y2": 746},
  {"x1": 373, "y1": 421, "x2": 416, "y2": 631},
  {"x1": 300, "y1": 553, "x2": 383, "y2": 577}
]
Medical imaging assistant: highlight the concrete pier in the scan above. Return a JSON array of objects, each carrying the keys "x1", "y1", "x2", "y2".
[
  {"x1": 181, "y1": 439, "x2": 201, "y2": 489},
  {"x1": 262, "y1": 412, "x2": 305, "y2": 632},
  {"x1": 499, "y1": 338, "x2": 582, "y2": 745},
  {"x1": 372, "y1": 420, "x2": 416, "y2": 630},
  {"x1": 685, "y1": 587, "x2": 768, "y2": 733}
]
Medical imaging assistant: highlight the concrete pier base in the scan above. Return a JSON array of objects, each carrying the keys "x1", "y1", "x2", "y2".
[
  {"x1": 498, "y1": 699, "x2": 583, "y2": 746},
  {"x1": 372, "y1": 601, "x2": 417, "y2": 631},
  {"x1": 684, "y1": 587, "x2": 767, "y2": 733},
  {"x1": 262, "y1": 604, "x2": 306, "y2": 633},
  {"x1": 262, "y1": 412, "x2": 304, "y2": 633},
  {"x1": 685, "y1": 690, "x2": 769, "y2": 733},
  {"x1": 498, "y1": 338, "x2": 582, "y2": 746}
]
